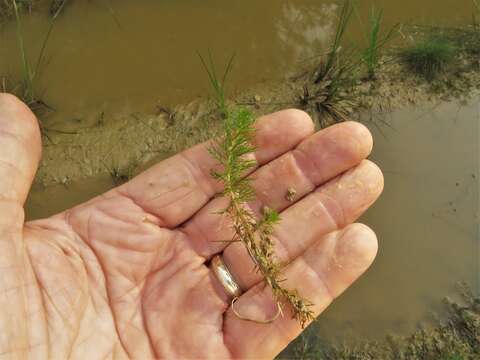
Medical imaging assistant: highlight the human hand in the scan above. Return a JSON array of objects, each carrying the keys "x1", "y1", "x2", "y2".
[{"x1": 0, "y1": 93, "x2": 383, "y2": 359}]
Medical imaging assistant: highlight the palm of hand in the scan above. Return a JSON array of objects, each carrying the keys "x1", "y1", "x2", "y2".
[{"x1": 1, "y1": 94, "x2": 383, "y2": 359}]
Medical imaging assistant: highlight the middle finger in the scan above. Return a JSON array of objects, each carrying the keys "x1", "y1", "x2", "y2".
[
  {"x1": 182, "y1": 121, "x2": 373, "y2": 259},
  {"x1": 223, "y1": 159, "x2": 383, "y2": 291}
]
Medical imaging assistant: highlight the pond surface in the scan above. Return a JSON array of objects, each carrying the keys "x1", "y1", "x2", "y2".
[
  {"x1": 0, "y1": 0, "x2": 475, "y2": 128},
  {"x1": 3, "y1": 0, "x2": 480, "y2": 350},
  {"x1": 315, "y1": 97, "x2": 479, "y2": 343}
]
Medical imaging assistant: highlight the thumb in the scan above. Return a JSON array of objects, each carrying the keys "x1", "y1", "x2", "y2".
[
  {"x1": 0, "y1": 93, "x2": 41, "y2": 218},
  {"x1": 0, "y1": 94, "x2": 41, "y2": 356}
]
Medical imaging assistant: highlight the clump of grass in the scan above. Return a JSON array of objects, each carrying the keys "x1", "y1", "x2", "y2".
[
  {"x1": 399, "y1": 37, "x2": 456, "y2": 81},
  {"x1": 12, "y1": 0, "x2": 35, "y2": 103},
  {"x1": 440, "y1": 1, "x2": 480, "y2": 57},
  {"x1": 10, "y1": 0, "x2": 61, "y2": 114},
  {"x1": 361, "y1": 7, "x2": 398, "y2": 79},
  {"x1": 300, "y1": 60, "x2": 358, "y2": 127},
  {"x1": 315, "y1": 0, "x2": 354, "y2": 83},
  {"x1": 297, "y1": 0, "x2": 360, "y2": 126},
  {"x1": 197, "y1": 50, "x2": 235, "y2": 117},
  {"x1": 416, "y1": 2, "x2": 479, "y2": 59},
  {"x1": 201, "y1": 54, "x2": 315, "y2": 327}
]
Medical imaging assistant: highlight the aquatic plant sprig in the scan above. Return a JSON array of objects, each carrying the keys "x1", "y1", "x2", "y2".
[
  {"x1": 199, "y1": 52, "x2": 313, "y2": 326},
  {"x1": 208, "y1": 108, "x2": 314, "y2": 328}
]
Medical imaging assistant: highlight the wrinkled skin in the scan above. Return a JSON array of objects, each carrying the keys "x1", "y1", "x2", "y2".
[{"x1": 0, "y1": 94, "x2": 383, "y2": 359}]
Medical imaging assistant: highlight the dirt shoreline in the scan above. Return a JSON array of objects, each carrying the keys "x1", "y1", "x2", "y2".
[{"x1": 35, "y1": 47, "x2": 480, "y2": 188}]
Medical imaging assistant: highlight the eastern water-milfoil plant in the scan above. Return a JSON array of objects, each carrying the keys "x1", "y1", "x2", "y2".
[
  {"x1": 208, "y1": 108, "x2": 314, "y2": 328},
  {"x1": 399, "y1": 37, "x2": 456, "y2": 81},
  {"x1": 200, "y1": 53, "x2": 314, "y2": 327}
]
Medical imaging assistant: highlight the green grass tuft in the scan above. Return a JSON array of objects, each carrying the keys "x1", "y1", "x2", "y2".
[
  {"x1": 197, "y1": 51, "x2": 235, "y2": 117},
  {"x1": 12, "y1": 0, "x2": 35, "y2": 103},
  {"x1": 361, "y1": 7, "x2": 398, "y2": 79},
  {"x1": 399, "y1": 37, "x2": 456, "y2": 81},
  {"x1": 302, "y1": 0, "x2": 360, "y2": 125},
  {"x1": 315, "y1": 0, "x2": 354, "y2": 83},
  {"x1": 9, "y1": 0, "x2": 61, "y2": 115}
]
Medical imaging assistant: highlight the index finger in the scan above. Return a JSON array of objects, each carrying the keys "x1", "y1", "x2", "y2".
[{"x1": 116, "y1": 109, "x2": 314, "y2": 228}]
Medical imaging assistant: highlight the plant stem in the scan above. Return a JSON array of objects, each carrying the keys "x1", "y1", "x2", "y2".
[
  {"x1": 12, "y1": 0, "x2": 34, "y2": 103},
  {"x1": 201, "y1": 54, "x2": 314, "y2": 327},
  {"x1": 209, "y1": 108, "x2": 314, "y2": 328}
]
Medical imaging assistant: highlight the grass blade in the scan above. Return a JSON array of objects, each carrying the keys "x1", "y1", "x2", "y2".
[
  {"x1": 12, "y1": 0, "x2": 34, "y2": 102},
  {"x1": 197, "y1": 50, "x2": 235, "y2": 116}
]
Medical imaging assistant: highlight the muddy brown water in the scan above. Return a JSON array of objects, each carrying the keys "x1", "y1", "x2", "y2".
[
  {"x1": 2, "y1": 0, "x2": 479, "y2": 348},
  {"x1": 316, "y1": 98, "x2": 479, "y2": 342},
  {"x1": 0, "y1": 0, "x2": 476, "y2": 128}
]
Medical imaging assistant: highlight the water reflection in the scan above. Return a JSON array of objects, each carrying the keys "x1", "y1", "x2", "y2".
[{"x1": 275, "y1": 2, "x2": 337, "y2": 65}]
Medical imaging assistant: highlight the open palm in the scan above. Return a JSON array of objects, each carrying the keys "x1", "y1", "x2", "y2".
[{"x1": 0, "y1": 94, "x2": 383, "y2": 359}]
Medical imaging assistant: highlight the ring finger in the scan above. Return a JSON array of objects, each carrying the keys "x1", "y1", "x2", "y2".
[{"x1": 222, "y1": 159, "x2": 383, "y2": 291}]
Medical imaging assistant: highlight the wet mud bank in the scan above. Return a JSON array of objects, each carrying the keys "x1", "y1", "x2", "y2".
[{"x1": 33, "y1": 45, "x2": 480, "y2": 189}]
